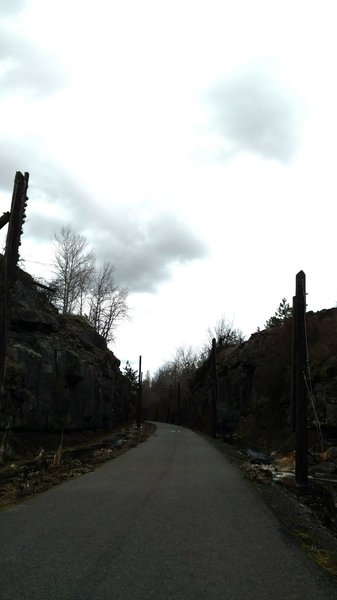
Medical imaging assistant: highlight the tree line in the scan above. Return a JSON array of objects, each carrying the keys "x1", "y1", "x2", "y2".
[
  {"x1": 136, "y1": 318, "x2": 245, "y2": 422},
  {"x1": 138, "y1": 299, "x2": 293, "y2": 423}
]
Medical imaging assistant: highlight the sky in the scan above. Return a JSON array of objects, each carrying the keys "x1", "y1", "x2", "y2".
[{"x1": 1, "y1": 0, "x2": 337, "y2": 374}]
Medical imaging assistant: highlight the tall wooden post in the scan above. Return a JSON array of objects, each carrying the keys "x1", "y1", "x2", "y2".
[
  {"x1": 294, "y1": 270, "x2": 308, "y2": 488},
  {"x1": 177, "y1": 381, "x2": 181, "y2": 425},
  {"x1": 166, "y1": 395, "x2": 171, "y2": 424},
  {"x1": 0, "y1": 172, "x2": 29, "y2": 392},
  {"x1": 211, "y1": 338, "x2": 219, "y2": 438},
  {"x1": 291, "y1": 295, "x2": 297, "y2": 432},
  {"x1": 137, "y1": 355, "x2": 142, "y2": 429}
]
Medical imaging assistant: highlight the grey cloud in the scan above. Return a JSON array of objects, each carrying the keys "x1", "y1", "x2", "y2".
[
  {"x1": 0, "y1": 138, "x2": 30, "y2": 188},
  {"x1": 0, "y1": 137, "x2": 95, "y2": 241},
  {"x1": 0, "y1": 138, "x2": 207, "y2": 292},
  {"x1": 24, "y1": 211, "x2": 65, "y2": 240},
  {"x1": 93, "y1": 212, "x2": 207, "y2": 292},
  {"x1": 25, "y1": 208, "x2": 207, "y2": 293},
  {"x1": 0, "y1": 28, "x2": 68, "y2": 98},
  {"x1": 207, "y1": 60, "x2": 303, "y2": 164},
  {"x1": 0, "y1": 137, "x2": 91, "y2": 199}
]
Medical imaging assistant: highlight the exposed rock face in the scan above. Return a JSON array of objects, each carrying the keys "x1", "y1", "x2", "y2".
[
  {"x1": 1, "y1": 265, "x2": 131, "y2": 431},
  {"x1": 191, "y1": 309, "x2": 337, "y2": 446}
]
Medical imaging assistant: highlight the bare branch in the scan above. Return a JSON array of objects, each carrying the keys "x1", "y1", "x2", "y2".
[
  {"x1": 51, "y1": 225, "x2": 95, "y2": 314},
  {"x1": 88, "y1": 260, "x2": 129, "y2": 342}
]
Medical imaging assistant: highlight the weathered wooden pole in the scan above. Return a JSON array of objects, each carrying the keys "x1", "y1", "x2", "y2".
[
  {"x1": 177, "y1": 381, "x2": 181, "y2": 425},
  {"x1": 294, "y1": 270, "x2": 308, "y2": 488},
  {"x1": 166, "y1": 395, "x2": 171, "y2": 424},
  {"x1": 0, "y1": 172, "x2": 29, "y2": 392},
  {"x1": 211, "y1": 338, "x2": 219, "y2": 437},
  {"x1": 137, "y1": 355, "x2": 142, "y2": 429},
  {"x1": 291, "y1": 295, "x2": 297, "y2": 432}
]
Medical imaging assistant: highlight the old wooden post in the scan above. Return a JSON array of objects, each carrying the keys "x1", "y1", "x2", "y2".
[
  {"x1": 291, "y1": 295, "x2": 297, "y2": 432},
  {"x1": 137, "y1": 355, "x2": 142, "y2": 429},
  {"x1": 211, "y1": 338, "x2": 219, "y2": 437},
  {"x1": 177, "y1": 381, "x2": 181, "y2": 425},
  {"x1": 166, "y1": 395, "x2": 171, "y2": 424},
  {"x1": 0, "y1": 172, "x2": 29, "y2": 392},
  {"x1": 294, "y1": 270, "x2": 308, "y2": 488}
]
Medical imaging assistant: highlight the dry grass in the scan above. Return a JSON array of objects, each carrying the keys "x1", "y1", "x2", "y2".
[
  {"x1": 52, "y1": 431, "x2": 64, "y2": 466},
  {"x1": 294, "y1": 529, "x2": 337, "y2": 578},
  {"x1": 0, "y1": 423, "x2": 156, "y2": 509}
]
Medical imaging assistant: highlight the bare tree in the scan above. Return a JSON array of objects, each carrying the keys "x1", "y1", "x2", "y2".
[
  {"x1": 88, "y1": 260, "x2": 129, "y2": 342},
  {"x1": 52, "y1": 225, "x2": 95, "y2": 314},
  {"x1": 146, "y1": 345, "x2": 199, "y2": 422},
  {"x1": 200, "y1": 316, "x2": 244, "y2": 360},
  {"x1": 173, "y1": 345, "x2": 198, "y2": 383},
  {"x1": 211, "y1": 317, "x2": 244, "y2": 347}
]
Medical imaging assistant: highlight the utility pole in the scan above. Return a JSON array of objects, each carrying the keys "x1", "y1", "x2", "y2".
[
  {"x1": 166, "y1": 396, "x2": 171, "y2": 424},
  {"x1": 0, "y1": 172, "x2": 29, "y2": 392},
  {"x1": 137, "y1": 355, "x2": 142, "y2": 429},
  {"x1": 211, "y1": 338, "x2": 219, "y2": 437},
  {"x1": 291, "y1": 295, "x2": 297, "y2": 432},
  {"x1": 177, "y1": 381, "x2": 181, "y2": 425},
  {"x1": 293, "y1": 270, "x2": 308, "y2": 488}
]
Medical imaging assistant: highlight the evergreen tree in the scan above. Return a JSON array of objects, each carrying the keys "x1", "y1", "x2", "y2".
[
  {"x1": 265, "y1": 298, "x2": 293, "y2": 329},
  {"x1": 123, "y1": 361, "x2": 138, "y2": 391}
]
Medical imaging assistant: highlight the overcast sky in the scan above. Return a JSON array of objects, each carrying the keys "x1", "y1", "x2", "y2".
[{"x1": 1, "y1": 0, "x2": 337, "y2": 373}]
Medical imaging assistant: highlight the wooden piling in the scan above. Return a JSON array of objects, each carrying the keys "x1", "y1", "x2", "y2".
[
  {"x1": 137, "y1": 355, "x2": 142, "y2": 429},
  {"x1": 0, "y1": 172, "x2": 29, "y2": 392},
  {"x1": 211, "y1": 338, "x2": 219, "y2": 437},
  {"x1": 177, "y1": 381, "x2": 181, "y2": 425},
  {"x1": 294, "y1": 271, "x2": 308, "y2": 488}
]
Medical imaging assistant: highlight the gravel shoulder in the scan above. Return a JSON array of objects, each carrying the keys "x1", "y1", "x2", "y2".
[{"x1": 207, "y1": 435, "x2": 337, "y2": 580}]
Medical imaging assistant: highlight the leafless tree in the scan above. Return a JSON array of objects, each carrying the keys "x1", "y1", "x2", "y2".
[
  {"x1": 88, "y1": 260, "x2": 129, "y2": 342},
  {"x1": 52, "y1": 225, "x2": 95, "y2": 314},
  {"x1": 147, "y1": 345, "x2": 199, "y2": 421},
  {"x1": 200, "y1": 316, "x2": 244, "y2": 360},
  {"x1": 173, "y1": 345, "x2": 198, "y2": 383}
]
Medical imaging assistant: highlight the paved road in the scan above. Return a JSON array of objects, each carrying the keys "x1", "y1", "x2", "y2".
[{"x1": 0, "y1": 423, "x2": 336, "y2": 599}]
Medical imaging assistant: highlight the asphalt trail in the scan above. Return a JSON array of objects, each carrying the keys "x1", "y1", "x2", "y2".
[{"x1": 0, "y1": 422, "x2": 336, "y2": 599}]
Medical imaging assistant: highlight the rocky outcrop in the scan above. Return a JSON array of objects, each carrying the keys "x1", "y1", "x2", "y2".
[
  {"x1": 191, "y1": 309, "x2": 337, "y2": 447},
  {"x1": 0, "y1": 264, "x2": 131, "y2": 431}
]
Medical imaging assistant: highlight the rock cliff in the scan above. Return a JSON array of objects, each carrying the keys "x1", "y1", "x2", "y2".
[
  {"x1": 0, "y1": 260, "x2": 131, "y2": 431},
  {"x1": 191, "y1": 309, "x2": 337, "y2": 449}
]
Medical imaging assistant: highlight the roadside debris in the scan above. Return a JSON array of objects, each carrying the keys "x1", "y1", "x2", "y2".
[
  {"x1": 244, "y1": 446, "x2": 337, "y2": 481},
  {"x1": 0, "y1": 423, "x2": 156, "y2": 508},
  {"x1": 240, "y1": 445, "x2": 337, "y2": 538},
  {"x1": 244, "y1": 448, "x2": 274, "y2": 465}
]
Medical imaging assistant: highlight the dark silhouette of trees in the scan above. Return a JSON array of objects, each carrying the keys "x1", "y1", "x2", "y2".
[{"x1": 200, "y1": 317, "x2": 244, "y2": 360}]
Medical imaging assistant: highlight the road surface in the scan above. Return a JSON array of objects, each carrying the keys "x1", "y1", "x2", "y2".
[{"x1": 0, "y1": 422, "x2": 336, "y2": 599}]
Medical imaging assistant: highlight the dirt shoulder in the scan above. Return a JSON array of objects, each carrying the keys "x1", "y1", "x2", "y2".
[
  {"x1": 207, "y1": 436, "x2": 337, "y2": 580},
  {"x1": 0, "y1": 422, "x2": 156, "y2": 509}
]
